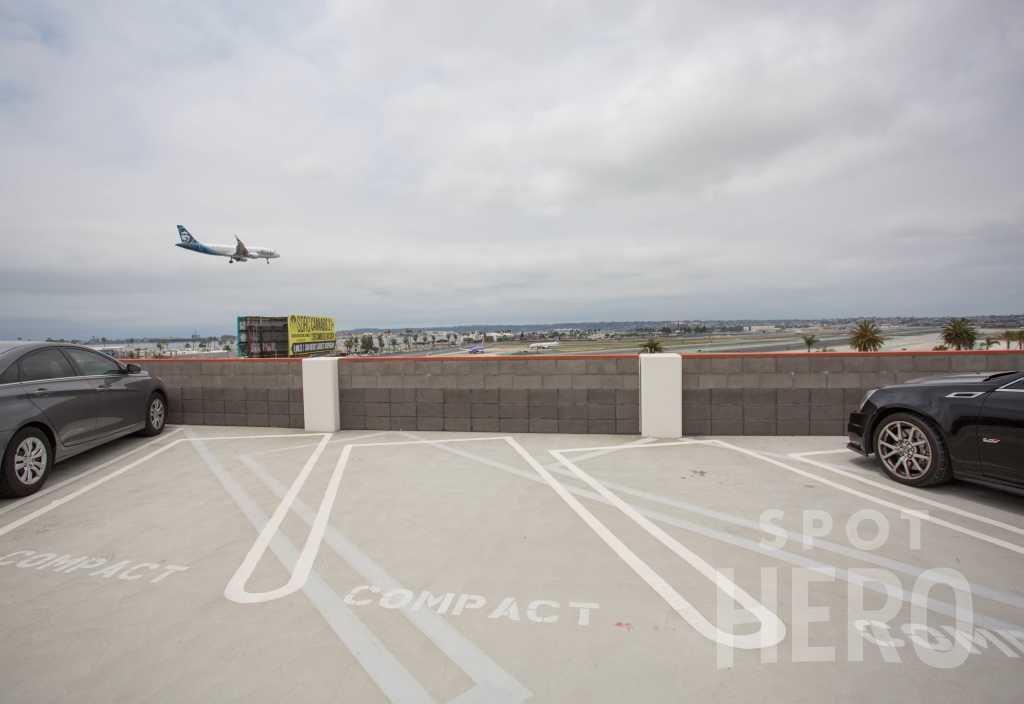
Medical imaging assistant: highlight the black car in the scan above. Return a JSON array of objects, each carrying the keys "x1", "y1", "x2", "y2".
[
  {"x1": 0, "y1": 342, "x2": 167, "y2": 498},
  {"x1": 848, "y1": 370, "x2": 1024, "y2": 493}
]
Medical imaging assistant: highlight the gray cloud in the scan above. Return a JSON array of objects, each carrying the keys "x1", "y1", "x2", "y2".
[{"x1": 1, "y1": 1, "x2": 1022, "y2": 338}]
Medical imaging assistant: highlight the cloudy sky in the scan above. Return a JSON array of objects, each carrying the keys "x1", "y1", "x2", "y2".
[{"x1": 1, "y1": 1, "x2": 1022, "y2": 338}]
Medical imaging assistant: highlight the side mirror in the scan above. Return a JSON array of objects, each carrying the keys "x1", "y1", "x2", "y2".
[{"x1": 124, "y1": 363, "x2": 142, "y2": 374}]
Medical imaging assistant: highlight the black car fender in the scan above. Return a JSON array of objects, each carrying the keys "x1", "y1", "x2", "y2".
[
  {"x1": 865, "y1": 392, "x2": 984, "y2": 464},
  {"x1": 861, "y1": 403, "x2": 933, "y2": 454}
]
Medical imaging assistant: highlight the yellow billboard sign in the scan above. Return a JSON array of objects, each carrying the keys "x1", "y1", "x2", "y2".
[{"x1": 287, "y1": 314, "x2": 336, "y2": 356}]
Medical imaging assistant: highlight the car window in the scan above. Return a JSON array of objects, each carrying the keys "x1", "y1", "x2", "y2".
[
  {"x1": 63, "y1": 348, "x2": 122, "y2": 376},
  {"x1": 0, "y1": 363, "x2": 18, "y2": 384},
  {"x1": 1001, "y1": 377, "x2": 1024, "y2": 391},
  {"x1": 18, "y1": 349, "x2": 76, "y2": 382}
]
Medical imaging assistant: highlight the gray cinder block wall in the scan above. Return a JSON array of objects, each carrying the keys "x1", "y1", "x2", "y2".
[
  {"x1": 138, "y1": 351, "x2": 1023, "y2": 436},
  {"x1": 137, "y1": 359, "x2": 304, "y2": 428},
  {"x1": 338, "y1": 357, "x2": 640, "y2": 434},
  {"x1": 681, "y1": 352, "x2": 1024, "y2": 436}
]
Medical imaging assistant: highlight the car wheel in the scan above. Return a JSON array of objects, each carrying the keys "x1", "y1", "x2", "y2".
[
  {"x1": 0, "y1": 427, "x2": 54, "y2": 498},
  {"x1": 873, "y1": 412, "x2": 952, "y2": 487},
  {"x1": 140, "y1": 392, "x2": 167, "y2": 437}
]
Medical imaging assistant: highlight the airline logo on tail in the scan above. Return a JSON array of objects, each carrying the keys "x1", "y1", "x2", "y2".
[{"x1": 177, "y1": 225, "x2": 195, "y2": 244}]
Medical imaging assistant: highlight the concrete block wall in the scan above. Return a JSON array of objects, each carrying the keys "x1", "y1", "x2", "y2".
[
  {"x1": 337, "y1": 356, "x2": 640, "y2": 434},
  {"x1": 681, "y1": 351, "x2": 1024, "y2": 436},
  {"x1": 136, "y1": 350, "x2": 1023, "y2": 437},
  {"x1": 137, "y1": 359, "x2": 304, "y2": 428}
]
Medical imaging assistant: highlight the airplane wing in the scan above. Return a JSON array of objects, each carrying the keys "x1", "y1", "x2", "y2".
[{"x1": 234, "y1": 236, "x2": 250, "y2": 259}]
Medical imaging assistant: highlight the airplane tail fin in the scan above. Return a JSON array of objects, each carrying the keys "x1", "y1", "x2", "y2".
[{"x1": 177, "y1": 225, "x2": 195, "y2": 244}]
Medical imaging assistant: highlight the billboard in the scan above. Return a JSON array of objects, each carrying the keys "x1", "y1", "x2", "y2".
[{"x1": 287, "y1": 314, "x2": 336, "y2": 356}]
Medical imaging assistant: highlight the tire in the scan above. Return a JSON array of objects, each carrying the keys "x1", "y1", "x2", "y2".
[
  {"x1": 0, "y1": 427, "x2": 54, "y2": 498},
  {"x1": 140, "y1": 392, "x2": 167, "y2": 437},
  {"x1": 873, "y1": 412, "x2": 952, "y2": 487}
]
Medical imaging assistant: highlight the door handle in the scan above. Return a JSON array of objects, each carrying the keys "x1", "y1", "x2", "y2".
[{"x1": 33, "y1": 387, "x2": 48, "y2": 393}]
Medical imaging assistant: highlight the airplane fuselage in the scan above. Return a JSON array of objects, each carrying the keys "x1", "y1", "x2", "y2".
[
  {"x1": 175, "y1": 225, "x2": 280, "y2": 263},
  {"x1": 175, "y1": 241, "x2": 278, "y2": 262}
]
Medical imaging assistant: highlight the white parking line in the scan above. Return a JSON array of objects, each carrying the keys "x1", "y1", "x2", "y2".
[
  {"x1": 252, "y1": 432, "x2": 783, "y2": 649},
  {"x1": 244, "y1": 430, "x2": 393, "y2": 458},
  {"x1": 551, "y1": 439, "x2": 699, "y2": 454},
  {"x1": 223, "y1": 436, "x2": 512, "y2": 605},
  {"x1": 239, "y1": 452, "x2": 532, "y2": 704},
  {"x1": 188, "y1": 433, "x2": 437, "y2": 704},
  {"x1": 406, "y1": 432, "x2": 1024, "y2": 632},
  {"x1": 0, "y1": 427, "x2": 184, "y2": 519},
  {"x1": 0, "y1": 431, "x2": 323, "y2": 540},
  {"x1": 790, "y1": 451, "x2": 1024, "y2": 537},
  {"x1": 711, "y1": 440, "x2": 1024, "y2": 555},
  {"x1": 536, "y1": 443, "x2": 786, "y2": 651},
  {"x1": 224, "y1": 433, "x2": 332, "y2": 604}
]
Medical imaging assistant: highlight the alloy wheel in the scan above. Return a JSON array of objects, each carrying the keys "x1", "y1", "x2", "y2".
[
  {"x1": 13, "y1": 437, "x2": 47, "y2": 485},
  {"x1": 877, "y1": 420, "x2": 932, "y2": 479},
  {"x1": 150, "y1": 398, "x2": 165, "y2": 430}
]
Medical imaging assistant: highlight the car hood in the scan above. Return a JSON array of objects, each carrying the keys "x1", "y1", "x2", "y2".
[{"x1": 902, "y1": 372, "x2": 1016, "y2": 387}]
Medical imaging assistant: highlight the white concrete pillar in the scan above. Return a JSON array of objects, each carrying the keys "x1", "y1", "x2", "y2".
[
  {"x1": 639, "y1": 353, "x2": 682, "y2": 439},
  {"x1": 302, "y1": 357, "x2": 340, "y2": 432}
]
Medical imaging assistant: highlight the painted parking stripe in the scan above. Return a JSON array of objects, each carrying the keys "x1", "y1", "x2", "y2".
[
  {"x1": 188, "y1": 433, "x2": 435, "y2": 704},
  {"x1": 223, "y1": 436, "x2": 512, "y2": 605},
  {"x1": 0, "y1": 441, "x2": 182, "y2": 540},
  {"x1": 239, "y1": 453, "x2": 531, "y2": 704},
  {"x1": 796, "y1": 449, "x2": 858, "y2": 457},
  {"x1": 224, "y1": 434, "x2": 647, "y2": 609},
  {"x1": 187, "y1": 432, "x2": 329, "y2": 441},
  {"x1": 550, "y1": 440, "x2": 698, "y2": 454},
  {"x1": 414, "y1": 433, "x2": 1024, "y2": 633},
  {"x1": 0, "y1": 427, "x2": 184, "y2": 519},
  {"x1": 0, "y1": 431, "x2": 322, "y2": 540},
  {"x1": 790, "y1": 451, "x2": 1024, "y2": 536},
  {"x1": 527, "y1": 442, "x2": 785, "y2": 650},
  {"x1": 712, "y1": 440, "x2": 1024, "y2": 555},
  {"x1": 551, "y1": 463, "x2": 1024, "y2": 611},
  {"x1": 223, "y1": 433, "x2": 332, "y2": 604},
  {"x1": 244, "y1": 430, "x2": 393, "y2": 458}
]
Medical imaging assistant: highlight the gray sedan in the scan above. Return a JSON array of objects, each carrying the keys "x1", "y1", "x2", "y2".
[{"x1": 0, "y1": 342, "x2": 167, "y2": 497}]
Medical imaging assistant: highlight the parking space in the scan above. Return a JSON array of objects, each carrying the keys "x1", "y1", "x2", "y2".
[{"x1": 1, "y1": 427, "x2": 1022, "y2": 702}]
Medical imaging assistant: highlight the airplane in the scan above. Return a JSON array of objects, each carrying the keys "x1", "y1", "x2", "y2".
[
  {"x1": 175, "y1": 225, "x2": 280, "y2": 264},
  {"x1": 466, "y1": 346, "x2": 486, "y2": 354},
  {"x1": 527, "y1": 340, "x2": 560, "y2": 351}
]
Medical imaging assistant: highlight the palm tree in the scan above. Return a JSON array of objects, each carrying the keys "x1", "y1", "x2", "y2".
[
  {"x1": 800, "y1": 333, "x2": 818, "y2": 352},
  {"x1": 1002, "y1": 329, "x2": 1016, "y2": 351},
  {"x1": 983, "y1": 337, "x2": 999, "y2": 350},
  {"x1": 942, "y1": 318, "x2": 977, "y2": 351},
  {"x1": 1010, "y1": 330, "x2": 1024, "y2": 350},
  {"x1": 849, "y1": 320, "x2": 884, "y2": 352},
  {"x1": 640, "y1": 338, "x2": 663, "y2": 353}
]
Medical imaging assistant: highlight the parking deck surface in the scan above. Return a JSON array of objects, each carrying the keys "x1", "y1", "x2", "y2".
[{"x1": 1, "y1": 427, "x2": 1022, "y2": 702}]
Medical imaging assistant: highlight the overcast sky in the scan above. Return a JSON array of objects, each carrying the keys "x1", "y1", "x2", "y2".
[{"x1": 1, "y1": 1, "x2": 1022, "y2": 338}]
